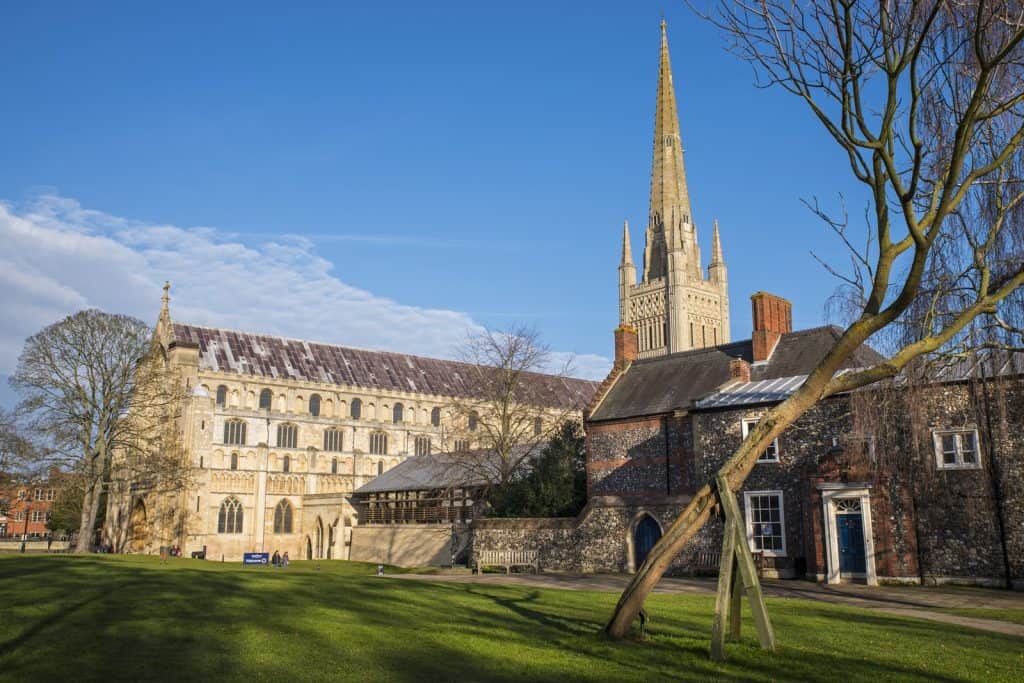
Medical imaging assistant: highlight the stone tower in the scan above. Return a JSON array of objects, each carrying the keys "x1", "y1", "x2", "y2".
[{"x1": 618, "y1": 21, "x2": 730, "y2": 358}]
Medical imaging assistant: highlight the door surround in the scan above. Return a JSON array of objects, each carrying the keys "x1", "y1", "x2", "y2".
[{"x1": 817, "y1": 483, "x2": 877, "y2": 586}]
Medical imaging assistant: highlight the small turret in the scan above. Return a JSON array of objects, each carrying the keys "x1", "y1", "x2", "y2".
[
  {"x1": 619, "y1": 221, "x2": 638, "y2": 325},
  {"x1": 709, "y1": 219, "x2": 727, "y2": 283}
]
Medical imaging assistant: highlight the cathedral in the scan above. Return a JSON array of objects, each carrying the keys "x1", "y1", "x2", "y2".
[
  {"x1": 619, "y1": 21, "x2": 729, "y2": 358},
  {"x1": 102, "y1": 287, "x2": 596, "y2": 561}
]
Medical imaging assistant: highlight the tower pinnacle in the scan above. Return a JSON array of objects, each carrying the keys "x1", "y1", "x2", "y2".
[
  {"x1": 621, "y1": 220, "x2": 634, "y2": 266},
  {"x1": 711, "y1": 220, "x2": 724, "y2": 263}
]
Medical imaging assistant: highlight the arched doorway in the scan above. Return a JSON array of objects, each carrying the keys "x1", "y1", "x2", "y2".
[
  {"x1": 633, "y1": 515, "x2": 661, "y2": 569},
  {"x1": 129, "y1": 500, "x2": 148, "y2": 553},
  {"x1": 306, "y1": 536, "x2": 313, "y2": 560}
]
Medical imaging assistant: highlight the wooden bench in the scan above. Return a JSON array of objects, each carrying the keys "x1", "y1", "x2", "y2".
[
  {"x1": 475, "y1": 550, "x2": 539, "y2": 575},
  {"x1": 690, "y1": 549, "x2": 765, "y2": 577},
  {"x1": 690, "y1": 550, "x2": 722, "y2": 577}
]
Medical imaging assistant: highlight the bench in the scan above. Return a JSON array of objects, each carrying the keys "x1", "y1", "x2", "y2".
[
  {"x1": 475, "y1": 550, "x2": 539, "y2": 575},
  {"x1": 689, "y1": 550, "x2": 722, "y2": 577},
  {"x1": 689, "y1": 549, "x2": 765, "y2": 577}
]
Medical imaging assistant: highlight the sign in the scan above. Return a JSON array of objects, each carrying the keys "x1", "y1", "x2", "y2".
[{"x1": 243, "y1": 552, "x2": 270, "y2": 566}]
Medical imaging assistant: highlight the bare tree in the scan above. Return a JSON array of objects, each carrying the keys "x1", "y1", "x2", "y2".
[
  {"x1": 607, "y1": 1, "x2": 1024, "y2": 638},
  {"x1": 10, "y1": 309, "x2": 190, "y2": 552},
  {"x1": 0, "y1": 407, "x2": 33, "y2": 478},
  {"x1": 443, "y1": 326, "x2": 582, "y2": 499}
]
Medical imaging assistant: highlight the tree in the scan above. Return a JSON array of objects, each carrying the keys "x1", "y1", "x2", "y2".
[
  {"x1": 607, "y1": 1, "x2": 1024, "y2": 638},
  {"x1": 444, "y1": 326, "x2": 583, "y2": 497},
  {"x1": 488, "y1": 420, "x2": 587, "y2": 518},
  {"x1": 0, "y1": 407, "x2": 32, "y2": 478},
  {"x1": 10, "y1": 310, "x2": 190, "y2": 552},
  {"x1": 46, "y1": 472, "x2": 85, "y2": 537}
]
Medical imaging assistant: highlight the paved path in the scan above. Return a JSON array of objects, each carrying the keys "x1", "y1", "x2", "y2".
[{"x1": 392, "y1": 572, "x2": 1024, "y2": 638}]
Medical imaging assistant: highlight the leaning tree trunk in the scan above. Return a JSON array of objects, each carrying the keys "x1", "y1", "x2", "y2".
[{"x1": 605, "y1": 372, "x2": 829, "y2": 639}]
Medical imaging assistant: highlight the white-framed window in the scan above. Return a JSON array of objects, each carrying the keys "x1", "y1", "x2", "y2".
[
  {"x1": 742, "y1": 418, "x2": 779, "y2": 463},
  {"x1": 744, "y1": 490, "x2": 786, "y2": 557},
  {"x1": 933, "y1": 428, "x2": 981, "y2": 470},
  {"x1": 31, "y1": 510, "x2": 43, "y2": 523}
]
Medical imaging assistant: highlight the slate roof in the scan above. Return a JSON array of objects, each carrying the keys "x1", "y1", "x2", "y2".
[
  {"x1": 354, "y1": 445, "x2": 535, "y2": 495},
  {"x1": 589, "y1": 326, "x2": 886, "y2": 421},
  {"x1": 171, "y1": 323, "x2": 598, "y2": 409}
]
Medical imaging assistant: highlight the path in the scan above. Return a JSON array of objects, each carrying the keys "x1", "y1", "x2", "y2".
[{"x1": 391, "y1": 572, "x2": 1024, "y2": 638}]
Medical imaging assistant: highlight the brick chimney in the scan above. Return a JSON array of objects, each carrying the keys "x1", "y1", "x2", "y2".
[
  {"x1": 751, "y1": 291, "x2": 792, "y2": 362},
  {"x1": 614, "y1": 325, "x2": 638, "y2": 368},
  {"x1": 729, "y1": 357, "x2": 751, "y2": 383}
]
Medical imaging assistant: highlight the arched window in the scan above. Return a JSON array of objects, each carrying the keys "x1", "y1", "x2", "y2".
[
  {"x1": 393, "y1": 403, "x2": 403, "y2": 424},
  {"x1": 230, "y1": 452, "x2": 239, "y2": 470},
  {"x1": 431, "y1": 407, "x2": 441, "y2": 427},
  {"x1": 273, "y1": 499, "x2": 293, "y2": 534},
  {"x1": 323, "y1": 428, "x2": 343, "y2": 452},
  {"x1": 377, "y1": 460, "x2": 384, "y2": 475},
  {"x1": 468, "y1": 411, "x2": 479, "y2": 432},
  {"x1": 259, "y1": 389, "x2": 273, "y2": 410},
  {"x1": 224, "y1": 420, "x2": 246, "y2": 445},
  {"x1": 282, "y1": 455, "x2": 291, "y2": 473},
  {"x1": 414, "y1": 435, "x2": 431, "y2": 456},
  {"x1": 533, "y1": 417, "x2": 542, "y2": 436},
  {"x1": 310, "y1": 394, "x2": 321, "y2": 417},
  {"x1": 331, "y1": 457, "x2": 338, "y2": 474},
  {"x1": 454, "y1": 438, "x2": 470, "y2": 452},
  {"x1": 276, "y1": 423, "x2": 298, "y2": 449},
  {"x1": 369, "y1": 432, "x2": 387, "y2": 455},
  {"x1": 218, "y1": 497, "x2": 243, "y2": 534},
  {"x1": 216, "y1": 385, "x2": 227, "y2": 408},
  {"x1": 351, "y1": 398, "x2": 362, "y2": 420}
]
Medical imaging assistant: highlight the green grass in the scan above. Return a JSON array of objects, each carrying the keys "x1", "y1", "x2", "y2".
[
  {"x1": 0, "y1": 556, "x2": 1021, "y2": 682},
  {"x1": 934, "y1": 608, "x2": 1024, "y2": 626}
]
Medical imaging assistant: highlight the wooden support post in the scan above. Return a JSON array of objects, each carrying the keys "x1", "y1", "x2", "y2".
[
  {"x1": 729, "y1": 561, "x2": 742, "y2": 640},
  {"x1": 710, "y1": 516, "x2": 737, "y2": 661},
  {"x1": 710, "y1": 475, "x2": 777, "y2": 660}
]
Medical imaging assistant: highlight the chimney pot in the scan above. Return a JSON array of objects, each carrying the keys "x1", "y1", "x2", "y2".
[{"x1": 729, "y1": 357, "x2": 751, "y2": 383}]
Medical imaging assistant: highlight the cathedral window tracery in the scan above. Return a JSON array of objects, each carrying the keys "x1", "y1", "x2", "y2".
[
  {"x1": 277, "y1": 423, "x2": 298, "y2": 449},
  {"x1": 273, "y1": 499, "x2": 293, "y2": 534},
  {"x1": 217, "y1": 497, "x2": 243, "y2": 534}
]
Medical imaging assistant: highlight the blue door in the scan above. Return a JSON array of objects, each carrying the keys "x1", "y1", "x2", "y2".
[
  {"x1": 837, "y1": 513, "x2": 866, "y2": 574},
  {"x1": 634, "y1": 516, "x2": 662, "y2": 568}
]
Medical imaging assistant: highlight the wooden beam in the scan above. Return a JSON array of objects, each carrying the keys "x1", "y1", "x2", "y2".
[
  {"x1": 710, "y1": 517, "x2": 738, "y2": 661},
  {"x1": 711, "y1": 474, "x2": 777, "y2": 657}
]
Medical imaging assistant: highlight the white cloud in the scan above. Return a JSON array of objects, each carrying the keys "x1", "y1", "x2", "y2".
[{"x1": 0, "y1": 194, "x2": 611, "y2": 382}]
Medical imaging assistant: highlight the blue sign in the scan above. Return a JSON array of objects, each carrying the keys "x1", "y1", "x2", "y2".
[{"x1": 243, "y1": 552, "x2": 269, "y2": 566}]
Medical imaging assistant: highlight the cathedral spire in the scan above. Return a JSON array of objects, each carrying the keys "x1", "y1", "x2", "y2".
[
  {"x1": 621, "y1": 220, "x2": 634, "y2": 266},
  {"x1": 644, "y1": 20, "x2": 695, "y2": 282}
]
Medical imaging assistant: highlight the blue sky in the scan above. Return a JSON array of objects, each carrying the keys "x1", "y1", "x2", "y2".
[{"x1": 0, "y1": 1, "x2": 869, "y2": 397}]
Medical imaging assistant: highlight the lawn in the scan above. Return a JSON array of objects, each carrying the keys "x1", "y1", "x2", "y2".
[{"x1": 0, "y1": 556, "x2": 1020, "y2": 682}]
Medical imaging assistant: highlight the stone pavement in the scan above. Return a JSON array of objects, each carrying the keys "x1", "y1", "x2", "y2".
[{"x1": 391, "y1": 572, "x2": 1024, "y2": 638}]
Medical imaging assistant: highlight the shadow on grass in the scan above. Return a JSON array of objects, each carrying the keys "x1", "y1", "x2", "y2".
[{"x1": 0, "y1": 556, "x2": 1019, "y2": 682}]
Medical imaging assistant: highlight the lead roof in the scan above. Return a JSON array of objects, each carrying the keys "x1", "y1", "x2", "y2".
[{"x1": 172, "y1": 322, "x2": 598, "y2": 409}]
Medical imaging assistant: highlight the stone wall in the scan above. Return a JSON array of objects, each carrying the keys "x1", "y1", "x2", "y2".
[
  {"x1": 469, "y1": 496, "x2": 694, "y2": 574},
  {"x1": 349, "y1": 524, "x2": 458, "y2": 567},
  {"x1": 586, "y1": 416, "x2": 690, "y2": 497}
]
